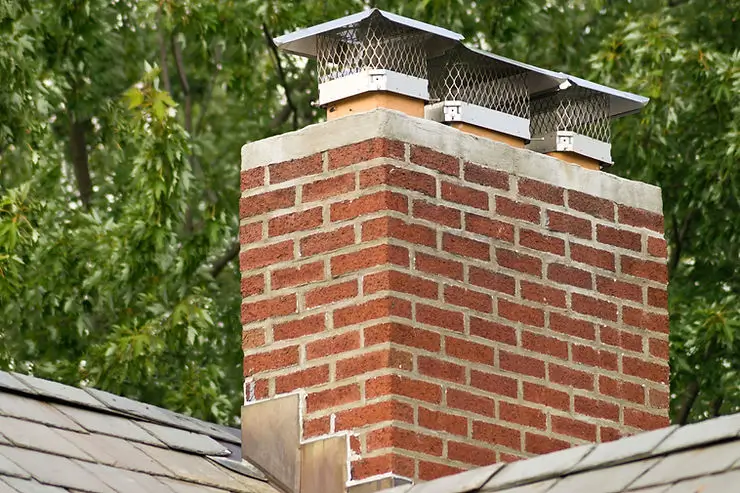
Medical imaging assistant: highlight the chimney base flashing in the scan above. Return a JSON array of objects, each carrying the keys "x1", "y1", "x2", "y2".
[
  {"x1": 527, "y1": 130, "x2": 612, "y2": 167},
  {"x1": 241, "y1": 109, "x2": 662, "y2": 214},
  {"x1": 319, "y1": 70, "x2": 428, "y2": 107},
  {"x1": 424, "y1": 100, "x2": 530, "y2": 141},
  {"x1": 449, "y1": 121, "x2": 525, "y2": 148}
]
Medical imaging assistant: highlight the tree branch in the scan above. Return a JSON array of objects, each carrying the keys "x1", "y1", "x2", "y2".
[
  {"x1": 69, "y1": 117, "x2": 92, "y2": 209},
  {"x1": 171, "y1": 34, "x2": 192, "y2": 135},
  {"x1": 669, "y1": 210, "x2": 693, "y2": 274},
  {"x1": 158, "y1": 7, "x2": 172, "y2": 95},
  {"x1": 195, "y1": 44, "x2": 223, "y2": 136},
  {"x1": 210, "y1": 241, "x2": 239, "y2": 278},
  {"x1": 677, "y1": 379, "x2": 700, "y2": 425},
  {"x1": 262, "y1": 23, "x2": 299, "y2": 130},
  {"x1": 710, "y1": 395, "x2": 724, "y2": 417}
]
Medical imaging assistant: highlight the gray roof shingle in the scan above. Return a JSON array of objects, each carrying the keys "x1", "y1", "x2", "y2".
[{"x1": 0, "y1": 370, "x2": 278, "y2": 493}]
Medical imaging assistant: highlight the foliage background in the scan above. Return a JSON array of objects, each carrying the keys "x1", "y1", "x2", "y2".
[{"x1": 0, "y1": 0, "x2": 738, "y2": 426}]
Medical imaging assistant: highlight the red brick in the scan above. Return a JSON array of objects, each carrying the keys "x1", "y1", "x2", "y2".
[
  {"x1": 365, "y1": 322, "x2": 441, "y2": 352},
  {"x1": 549, "y1": 363, "x2": 594, "y2": 390},
  {"x1": 269, "y1": 154, "x2": 322, "y2": 184},
  {"x1": 648, "y1": 237, "x2": 667, "y2": 258},
  {"x1": 417, "y1": 304, "x2": 465, "y2": 333},
  {"x1": 522, "y1": 331, "x2": 568, "y2": 360},
  {"x1": 549, "y1": 313, "x2": 596, "y2": 341},
  {"x1": 416, "y1": 252, "x2": 464, "y2": 281},
  {"x1": 448, "y1": 441, "x2": 497, "y2": 467},
  {"x1": 303, "y1": 417, "x2": 330, "y2": 438},
  {"x1": 497, "y1": 249, "x2": 542, "y2": 276},
  {"x1": 275, "y1": 365, "x2": 330, "y2": 393},
  {"x1": 568, "y1": 190, "x2": 614, "y2": 220},
  {"x1": 351, "y1": 454, "x2": 414, "y2": 481},
  {"x1": 419, "y1": 461, "x2": 465, "y2": 481},
  {"x1": 447, "y1": 388, "x2": 495, "y2": 417},
  {"x1": 470, "y1": 268, "x2": 516, "y2": 295},
  {"x1": 518, "y1": 178, "x2": 565, "y2": 205},
  {"x1": 470, "y1": 317, "x2": 517, "y2": 346},
  {"x1": 547, "y1": 211, "x2": 591, "y2": 239},
  {"x1": 523, "y1": 382, "x2": 569, "y2": 411},
  {"x1": 596, "y1": 276, "x2": 642, "y2": 303},
  {"x1": 333, "y1": 297, "x2": 412, "y2": 328},
  {"x1": 597, "y1": 224, "x2": 642, "y2": 251},
  {"x1": 446, "y1": 337, "x2": 495, "y2": 365},
  {"x1": 572, "y1": 344, "x2": 618, "y2": 371},
  {"x1": 240, "y1": 240, "x2": 293, "y2": 271},
  {"x1": 300, "y1": 225, "x2": 354, "y2": 256},
  {"x1": 618, "y1": 205, "x2": 664, "y2": 233},
  {"x1": 525, "y1": 432, "x2": 570, "y2": 454},
  {"x1": 335, "y1": 400, "x2": 414, "y2": 430},
  {"x1": 623, "y1": 306, "x2": 669, "y2": 333},
  {"x1": 242, "y1": 328, "x2": 265, "y2": 350},
  {"x1": 520, "y1": 229, "x2": 566, "y2": 256},
  {"x1": 552, "y1": 415, "x2": 597, "y2": 441},
  {"x1": 419, "y1": 356, "x2": 465, "y2": 383},
  {"x1": 572, "y1": 293, "x2": 618, "y2": 321},
  {"x1": 302, "y1": 173, "x2": 355, "y2": 202},
  {"x1": 521, "y1": 281, "x2": 567, "y2": 308},
  {"x1": 336, "y1": 347, "x2": 413, "y2": 380},
  {"x1": 360, "y1": 164, "x2": 436, "y2": 197},
  {"x1": 621, "y1": 256, "x2": 668, "y2": 283},
  {"x1": 570, "y1": 243, "x2": 615, "y2": 271},
  {"x1": 648, "y1": 287, "x2": 668, "y2": 309},
  {"x1": 599, "y1": 375, "x2": 645, "y2": 404},
  {"x1": 366, "y1": 374, "x2": 442, "y2": 404},
  {"x1": 649, "y1": 338, "x2": 669, "y2": 359},
  {"x1": 443, "y1": 233, "x2": 490, "y2": 261},
  {"x1": 273, "y1": 314, "x2": 325, "y2": 341},
  {"x1": 307, "y1": 384, "x2": 361, "y2": 413},
  {"x1": 600, "y1": 426, "x2": 622, "y2": 442},
  {"x1": 498, "y1": 299, "x2": 545, "y2": 327},
  {"x1": 271, "y1": 261, "x2": 323, "y2": 290},
  {"x1": 331, "y1": 244, "x2": 408, "y2": 276},
  {"x1": 305, "y1": 279, "x2": 358, "y2": 308},
  {"x1": 600, "y1": 326, "x2": 643, "y2": 352},
  {"x1": 240, "y1": 167, "x2": 265, "y2": 191},
  {"x1": 328, "y1": 138, "x2": 405, "y2": 169},
  {"x1": 444, "y1": 285, "x2": 493, "y2": 313},
  {"x1": 500, "y1": 402, "x2": 546, "y2": 429},
  {"x1": 441, "y1": 181, "x2": 488, "y2": 210},
  {"x1": 547, "y1": 263, "x2": 592, "y2": 289},
  {"x1": 244, "y1": 345, "x2": 299, "y2": 375},
  {"x1": 463, "y1": 162, "x2": 509, "y2": 190},
  {"x1": 364, "y1": 270, "x2": 438, "y2": 300},
  {"x1": 250, "y1": 379, "x2": 268, "y2": 399},
  {"x1": 239, "y1": 222, "x2": 263, "y2": 245},
  {"x1": 622, "y1": 356, "x2": 668, "y2": 384},
  {"x1": 362, "y1": 216, "x2": 436, "y2": 247},
  {"x1": 241, "y1": 294, "x2": 296, "y2": 323},
  {"x1": 500, "y1": 351, "x2": 546, "y2": 378},
  {"x1": 306, "y1": 331, "x2": 361, "y2": 359},
  {"x1": 465, "y1": 213, "x2": 515, "y2": 242},
  {"x1": 472, "y1": 421, "x2": 521, "y2": 450},
  {"x1": 470, "y1": 370, "x2": 518, "y2": 398},
  {"x1": 496, "y1": 196, "x2": 540, "y2": 223},
  {"x1": 411, "y1": 146, "x2": 459, "y2": 176},
  {"x1": 624, "y1": 407, "x2": 668, "y2": 430},
  {"x1": 241, "y1": 274, "x2": 265, "y2": 297},
  {"x1": 648, "y1": 388, "x2": 670, "y2": 409},
  {"x1": 330, "y1": 190, "x2": 408, "y2": 222},
  {"x1": 269, "y1": 207, "x2": 323, "y2": 237},
  {"x1": 413, "y1": 200, "x2": 462, "y2": 228},
  {"x1": 574, "y1": 395, "x2": 619, "y2": 420}
]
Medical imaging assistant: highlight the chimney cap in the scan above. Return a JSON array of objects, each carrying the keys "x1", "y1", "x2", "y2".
[
  {"x1": 544, "y1": 73, "x2": 650, "y2": 119},
  {"x1": 273, "y1": 8, "x2": 464, "y2": 58}
]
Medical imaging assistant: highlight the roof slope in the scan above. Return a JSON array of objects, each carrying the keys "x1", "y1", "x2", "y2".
[
  {"x1": 380, "y1": 413, "x2": 740, "y2": 493},
  {"x1": 0, "y1": 370, "x2": 279, "y2": 493}
]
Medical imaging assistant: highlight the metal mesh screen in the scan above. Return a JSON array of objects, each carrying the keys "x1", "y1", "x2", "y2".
[
  {"x1": 530, "y1": 87, "x2": 611, "y2": 142},
  {"x1": 427, "y1": 47, "x2": 529, "y2": 117},
  {"x1": 316, "y1": 15, "x2": 429, "y2": 83}
]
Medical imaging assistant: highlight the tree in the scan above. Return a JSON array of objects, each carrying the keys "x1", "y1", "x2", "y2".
[{"x1": 1, "y1": 0, "x2": 738, "y2": 425}]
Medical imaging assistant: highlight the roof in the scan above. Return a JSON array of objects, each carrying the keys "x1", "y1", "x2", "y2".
[
  {"x1": 380, "y1": 412, "x2": 740, "y2": 493},
  {"x1": 0, "y1": 370, "x2": 280, "y2": 493}
]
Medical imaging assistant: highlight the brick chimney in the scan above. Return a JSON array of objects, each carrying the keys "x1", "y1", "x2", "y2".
[{"x1": 239, "y1": 108, "x2": 669, "y2": 490}]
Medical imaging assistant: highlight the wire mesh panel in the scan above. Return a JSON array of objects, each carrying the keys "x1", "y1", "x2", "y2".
[
  {"x1": 530, "y1": 87, "x2": 611, "y2": 142},
  {"x1": 316, "y1": 14, "x2": 430, "y2": 84},
  {"x1": 427, "y1": 46, "x2": 529, "y2": 118}
]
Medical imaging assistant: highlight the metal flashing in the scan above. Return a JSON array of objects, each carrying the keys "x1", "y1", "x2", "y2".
[
  {"x1": 526, "y1": 130, "x2": 613, "y2": 164},
  {"x1": 425, "y1": 101, "x2": 530, "y2": 139}
]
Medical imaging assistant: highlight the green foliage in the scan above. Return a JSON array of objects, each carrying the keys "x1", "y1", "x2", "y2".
[{"x1": 0, "y1": 0, "x2": 738, "y2": 425}]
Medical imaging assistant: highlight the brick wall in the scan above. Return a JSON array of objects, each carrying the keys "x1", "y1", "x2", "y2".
[{"x1": 239, "y1": 110, "x2": 669, "y2": 483}]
